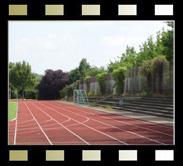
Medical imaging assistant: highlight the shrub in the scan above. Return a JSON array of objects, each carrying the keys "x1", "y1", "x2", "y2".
[
  {"x1": 97, "y1": 72, "x2": 108, "y2": 95},
  {"x1": 112, "y1": 67, "x2": 127, "y2": 95},
  {"x1": 88, "y1": 91, "x2": 95, "y2": 96},
  {"x1": 60, "y1": 83, "x2": 75, "y2": 99},
  {"x1": 84, "y1": 76, "x2": 91, "y2": 93},
  {"x1": 105, "y1": 105, "x2": 112, "y2": 109},
  {"x1": 140, "y1": 60, "x2": 152, "y2": 92},
  {"x1": 76, "y1": 80, "x2": 80, "y2": 89},
  {"x1": 151, "y1": 56, "x2": 168, "y2": 94},
  {"x1": 90, "y1": 103, "x2": 97, "y2": 107},
  {"x1": 24, "y1": 89, "x2": 38, "y2": 99}
]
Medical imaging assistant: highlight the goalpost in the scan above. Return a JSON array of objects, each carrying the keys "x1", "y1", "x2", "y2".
[{"x1": 73, "y1": 90, "x2": 89, "y2": 105}]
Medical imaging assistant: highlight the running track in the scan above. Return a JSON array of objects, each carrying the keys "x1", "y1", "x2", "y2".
[{"x1": 9, "y1": 101, "x2": 173, "y2": 145}]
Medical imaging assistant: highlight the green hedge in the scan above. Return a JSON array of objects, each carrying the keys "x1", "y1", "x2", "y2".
[
  {"x1": 112, "y1": 67, "x2": 126, "y2": 95},
  {"x1": 60, "y1": 83, "x2": 75, "y2": 98},
  {"x1": 97, "y1": 72, "x2": 108, "y2": 95}
]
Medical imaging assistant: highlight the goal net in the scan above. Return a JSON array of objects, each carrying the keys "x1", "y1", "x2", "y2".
[{"x1": 73, "y1": 90, "x2": 89, "y2": 105}]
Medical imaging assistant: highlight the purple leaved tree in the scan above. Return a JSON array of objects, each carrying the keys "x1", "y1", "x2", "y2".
[{"x1": 37, "y1": 69, "x2": 69, "y2": 100}]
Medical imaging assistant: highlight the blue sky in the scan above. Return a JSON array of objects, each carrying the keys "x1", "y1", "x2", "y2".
[{"x1": 9, "y1": 21, "x2": 170, "y2": 75}]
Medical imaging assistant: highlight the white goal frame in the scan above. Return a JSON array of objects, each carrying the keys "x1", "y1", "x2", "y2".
[{"x1": 73, "y1": 90, "x2": 89, "y2": 105}]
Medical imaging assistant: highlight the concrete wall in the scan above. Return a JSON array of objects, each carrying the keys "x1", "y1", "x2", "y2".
[
  {"x1": 124, "y1": 64, "x2": 173, "y2": 94},
  {"x1": 75, "y1": 63, "x2": 173, "y2": 95},
  {"x1": 76, "y1": 73, "x2": 115, "y2": 94}
]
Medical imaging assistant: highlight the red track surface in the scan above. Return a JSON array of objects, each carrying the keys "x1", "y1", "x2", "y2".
[{"x1": 9, "y1": 100, "x2": 173, "y2": 145}]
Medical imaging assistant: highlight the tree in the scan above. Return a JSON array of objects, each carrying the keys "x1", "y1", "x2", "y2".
[
  {"x1": 120, "y1": 46, "x2": 137, "y2": 67},
  {"x1": 86, "y1": 66, "x2": 106, "y2": 77},
  {"x1": 68, "y1": 68, "x2": 81, "y2": 83},
  {"x1": 9, "y1": 61, "x2": 37, "y2": 100},
  {"x1": 107, "y1": 46, "x2": 137, "y2": 72},
  {"x1": 9, "y1": 62, "x2": 16, "y2": 91},
  {"x1": 137, "y1": 36, "x2": 157, "y2": 65},
  {"x1": 37, "y1": 69, "x2": 69, "y2": 100},
  {"x1": 161, "y1": 21, "x2": 174, "y2": 63},
  {"x1": 78, "y1": 58, "x2": 90, "y2": 79}
]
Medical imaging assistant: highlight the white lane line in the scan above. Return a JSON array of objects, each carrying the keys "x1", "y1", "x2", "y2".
[
  {"x1": 38, "y1": 102, "x2": 127, "y2": 145},
  {"x1": 31, "y1": 102, "x2": 90, "y2": 145},
  {"x1": 9, "y1": 119, "x2": 35, "y2": 125},
  {"x1": 16, "y1": 118, "x2": 53, "y2": 128},
  {"x1": 13, "y1": 101, "x2": 19, "y2": 145},
  {"x1": 13, "y1": 119, "x2": 18, "y2": 145},
  {"x1": 46, "y1": 102, "x2": 166, "y2": 145},
  {"x1": 61, "y1": 104, "x2": 173, "y2": 137},
  {"x1": 9, "y1": 125, "x2": 83, "y2": 136},
  {"x1": 10, "y1": 116, "x2": 78, "y2": 132},
  {"x1": 24, "y1": 102, "x2": 53, "y2": 145},
  {"x1": 16, "y1": 141, "x2": 87, "y2": 145}
]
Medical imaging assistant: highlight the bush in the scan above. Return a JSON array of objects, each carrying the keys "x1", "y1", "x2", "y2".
[
  {"x1": 112, "y1": 67, "x2": 126, "y2": 95},
  {"x1": 151, "y1": 56, "x2": 168, "y2": 94},
  {"x1": 88, "y1": 91, "x2": 95, "y2": 96},
  {"x1": 105, "y1": 105, "x2": 112, "y2": 109},
  {"x1": 75, "y1": 80, "x2": 80, "y2": 89},
  {"x1": 90, "y1": 103, "x2": 97, "y2": 107},
  {"x1": 24, "y1": 89, "x2": 38, "y2": 99},
  {"x1": 60, "y1": 83, "x2": 75, "y2": 99},
  {"x1": 97, "y1": 72, "x2": 108, "y2": 95},
  {"x1": 140, "y1": 60, "x2": 152, "y2": 76},
  {"x1": 140, "y1": 60, "x2": 152, "y2": 92}
]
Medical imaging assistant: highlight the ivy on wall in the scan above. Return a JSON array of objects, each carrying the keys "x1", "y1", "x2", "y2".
[
  {"x1": 151, "y1": 55, "x2": 168, "y2": 94},
  {"x1": 140, "y1": 60, "x2": 152, "y2": 93},
  {"x1": 140, "y1": 55, "x2": 168, "y2": 94},
  {"x1": 97, "y1": 72, "x2": 108, "y2": 95},
  {"x1": 112, "y1": 67, "x2": 127, "y2": 95}
]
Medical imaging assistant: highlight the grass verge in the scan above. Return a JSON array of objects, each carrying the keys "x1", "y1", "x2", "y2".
[{"x1": 9, "y1": 101, "x2": 18, "y2": 121}]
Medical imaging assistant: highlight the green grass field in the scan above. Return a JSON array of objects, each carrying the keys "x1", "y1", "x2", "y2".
[{"x1": 9, "y1": 101, "x2": 18, "y2": 121}]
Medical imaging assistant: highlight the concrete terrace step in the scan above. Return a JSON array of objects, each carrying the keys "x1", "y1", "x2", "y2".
[
  {"x1": 138, "y1": 97, "x2": 173, "y2": 101},
  {"x1": 129, "y1": 101, "x2": 173, "y2": 107},
  {"x1": 87, "y1": 95, "x2": 174, "y2": 119},
  {"x1": 123, "y1": 107, "x2": 173, "y2": 119},
  {"x1": 131, "y1": 99, "x2": 173, "y2": 105},
  {"x1": 124, "y1": 103, "x2": 173, "y2": 111},
  {"x1": 124, "y1": 105, "x2": 173, "y2": 114},
  {"x1": 95, "y1": 104, "x2": 122, "y2": 110}
]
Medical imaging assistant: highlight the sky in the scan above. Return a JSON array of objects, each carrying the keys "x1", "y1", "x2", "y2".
[{"x1": 9, "y1": 21, "x2": 171, "y2": 75}]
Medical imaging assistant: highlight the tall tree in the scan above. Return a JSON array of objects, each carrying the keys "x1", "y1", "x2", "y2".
[
  {"x1": 86, "y1": 66, "x2": 106, "y2": 77},
  {"x1": 9, "y1": 61, "x2": 37, "y2": 99},
  {"x1": 107, "y1": 46, "x2": 137, "y2": 72},
  {"x1": 68, "y1": 68, "x2": 81, "y2": 83},
  {"x1": 68, "y1": 58, "x2": 92, "y2": 83},
  {"x1": 161, "y1": 21, "x2": 174, "y2": 89},
  {"x1": 78, "y1": 58, "x2": 90, "y2": 79},
  {"x1": 9, "y1": 62, "x2": 15, "y2": 91},
  {"x1": 137, "y1": 36, "x2": 157, "y2": 65},
  {"x1": 161, "y1": 21, "x2": 174, "y2": 63},
  {"x1": 37, "y1": 69, "x2": 69, "y2": 100}
]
